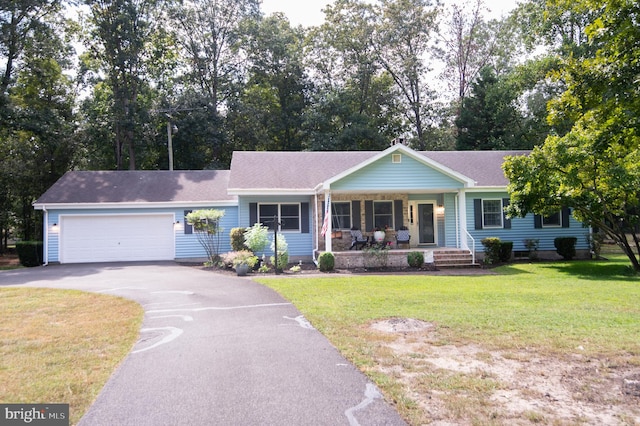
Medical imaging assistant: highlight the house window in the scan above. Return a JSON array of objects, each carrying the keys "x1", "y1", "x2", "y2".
[
  {"x1": 542, "y1": 211, "x2": 561, "y2": 227},
  {"x1": 373, "y1": 201, "x2": 393, "y2": 229},
  {"x1": 332, "y1": 202, "x2": 351, "y2": 229},
  {"x1": 482, "y1": 199, "x2": 503, "y2": 228},
  {"x1": 259, "y1": 203, "x2": 300, "y2": 231}
]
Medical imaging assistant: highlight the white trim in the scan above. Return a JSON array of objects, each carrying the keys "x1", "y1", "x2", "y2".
[
  {"x1": 227, "y1": 189, "x2": 315, "y2": 196},
  {"x1": 33, "y1": 201, "x2": 237, "y2": 210},
  {"x1": 458, "y1": 189, "x2": 468, "y2": 250},
  {"x1": 407, "y1": 200, "x2": 437, "y2": 246},
  {"x1": 481, "y1": 199, "x2": 504, "y2": 229}
]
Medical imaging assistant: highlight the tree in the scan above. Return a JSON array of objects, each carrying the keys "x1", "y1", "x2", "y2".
[
  {"x1": 186, "y1": 209, "x2": 225, "y2": 264},
  {"x1": 373, "y1": 0, "x2": 438, "y2": 149},
  {"x1": 82, "y1": 0, "x2": 164, "y2": 170},
  {"x1": 504, "y1": 0, "x2": 640, "y2": 272},
  {"x1": 228, "y1": 14, "x2": 309, "y2": 151},
  {"x1": 304, "y1": 0, "x2": 404, "y2": 150},
  {"x1": 455, "y1": 66, "x2": 521, "y2": 150}
]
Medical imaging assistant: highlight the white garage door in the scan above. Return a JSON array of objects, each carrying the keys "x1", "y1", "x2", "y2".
[{"x1": 60, "y1": 214, "x2": 175, "y2": 263}]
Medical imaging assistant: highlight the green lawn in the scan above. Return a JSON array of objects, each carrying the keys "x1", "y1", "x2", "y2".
[{"x1": 256, "y1": 255, "x2": 640, "y2": 424}]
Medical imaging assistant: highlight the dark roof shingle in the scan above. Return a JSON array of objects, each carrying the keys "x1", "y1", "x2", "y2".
[{"x1": 35, "y1": 170, "x2": 234, "y2": 204}]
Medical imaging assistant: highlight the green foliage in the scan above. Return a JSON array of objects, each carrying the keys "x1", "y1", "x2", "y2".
[
  {"x1": 407, "y1": 251, "x2": 424, "y2": 268},
  {"x1": 185, "y1": 209, "x2": 225, "y2": 263},
  {"x1": 243, "y1": 223, "x2": 270, "y2": 253},
  {"x1": 270, "y1": 233, "x2": 289, "y2": 270},
  {"x1": 227, "y1": 250, "x2": 258, "y2": 268},
  {"x1": 230, "y1": 227, "x2": 248, "y2": 251},
  {"x1": 362, "y1": 245, "x2": 390, "y2": 269},
  {"x1": 554, "y1": 237, "x2": 577, "y2": 260},
  {"x1": 481, "y1": 238, "x2": 512, "y2": 264},
  {"x1": 318, "y1": 252, "x2": 335, "y2": 272},
  {"x1": 16, "y1": 241, "x2": 43, "y2": 267},
  {"x1": 524, "y1": 239, "x2": 539, "y2": 260}
]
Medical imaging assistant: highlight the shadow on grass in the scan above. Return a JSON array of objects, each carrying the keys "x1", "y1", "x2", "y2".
[
  {"x1": 492, "y1": 265, "x2": 534, "y2": 275},
  {"x1": 542, "y1": 259, "x2": 639, "y2": 281}
]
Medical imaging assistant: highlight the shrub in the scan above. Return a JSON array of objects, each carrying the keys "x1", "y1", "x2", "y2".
[
  {"x1": 244, "y1": 223, "x2": 270, "y2": 253},
  {"x1": 554, "y1": 237, "x2": 577, "y2": 260},
  {"x1": 407, "y1": 251, "x2": 424, "y2": 268},
  {"x1": 481, "y1": 237, "x2": 502, "y2": 265},
  {"x1": 16, "y1": 241, "x2": 43, "y2": 267},
  {"x1": 499, "y1": 241, "x2": 513, "y2": 262},
  {"x1": 230, "y1": 227, "x2": 248, "y2": 251},
  {"x1": 523, "y1": 239, "x2": 540, "y2": 260},
  {"x1": 318, "y1": 252, "x2": 335, "y2": 272},
  {"x1": 363, "y1": 245, "x2": 389, "y2": 269}
]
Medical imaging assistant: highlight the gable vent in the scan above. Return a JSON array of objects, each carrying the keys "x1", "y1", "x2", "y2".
[{"x1": 392, "y1": 154, "x2": 402, "y2": 163}]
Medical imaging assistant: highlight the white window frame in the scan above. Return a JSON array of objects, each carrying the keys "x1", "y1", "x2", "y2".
[
  {"x1": 331, "y1": 201, "x2": 351, "y2": 230},
  {"x1": 542, "y1": 211, "x2": 562, "y2": 228},
  {"x1": 373, "y1": 200, "x2": 394, "y2": 230},
  {"x1": 482, "y1": 199, "x2": 504, "y2": 229},
  {"x1": 258, "y1": 203, "x2": 301, "y2": 232}
]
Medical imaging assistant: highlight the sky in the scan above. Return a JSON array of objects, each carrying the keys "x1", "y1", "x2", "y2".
[{"x1": 260, "y1": 0, "x2": 520, "y2": 27}]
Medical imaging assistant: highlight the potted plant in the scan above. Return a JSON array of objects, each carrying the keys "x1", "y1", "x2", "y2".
[
  {"x1": 231, "y1": 250, "x2": 258, "y2": 276},
  {"x1": 373, "y1": 227, "x2": 385, "y2": 243}
]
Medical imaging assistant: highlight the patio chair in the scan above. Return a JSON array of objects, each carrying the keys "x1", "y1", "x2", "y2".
[
  {"x1": 395, "y1": 228, "x2": 411, "y2": 248},
  {"x1": 349, "y1": 228, "x2": 369, "y2": 250}
]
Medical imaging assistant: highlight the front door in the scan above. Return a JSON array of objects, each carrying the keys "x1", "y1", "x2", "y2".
[
  {"x1": 418, "y1": 204, "x2": 435, "y2": 244},
  {"x1": 408, "y1": 202, "x2": 436, "y2": 245}
]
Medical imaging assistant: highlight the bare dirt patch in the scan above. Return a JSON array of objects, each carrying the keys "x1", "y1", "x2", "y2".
[{"x1": 369, "y1": 318, "x2": 640, "y2": 425}]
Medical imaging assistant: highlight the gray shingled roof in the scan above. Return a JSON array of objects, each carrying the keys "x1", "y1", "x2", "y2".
[
  {"x1": 34, "y1": 170, "x2": 235, "y2": 205},
  {"x1": 228, "y1": 150, "x2": 529, "y2": 191}
]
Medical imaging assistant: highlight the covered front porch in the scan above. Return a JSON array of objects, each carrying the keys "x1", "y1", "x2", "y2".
[{"x1": 315, "y1": 247, "x2": 477, "y2": 269}]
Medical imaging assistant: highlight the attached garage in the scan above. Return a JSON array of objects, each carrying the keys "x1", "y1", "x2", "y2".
[{"x1": 60, "y1": 214, "x2": 175, "y2": 263}]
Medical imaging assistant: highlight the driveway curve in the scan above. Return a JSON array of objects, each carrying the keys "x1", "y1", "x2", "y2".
[{"x1": 0, "y1": 263, "x2": 406, "y2": 426}]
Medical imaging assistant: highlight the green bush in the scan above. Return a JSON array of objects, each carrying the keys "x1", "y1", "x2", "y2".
[
  {"x1": 481, "y1": 237, "x2": 502, "y2": 265},
  {"x1": 16, "y1": 241, "x2": 43, "y2": 267},
  {"x1": 230, "y1": 227, "x2": 248, "y2": 251},
  {"x1": 407, "y1": 251, "x2": 424, "y2": 268},
  {"x1": 554, "y1": 237, "x2": 577, "y2": 260},
  {"x1": 318, "y1": 252, "x2": 335, "y2": 272},
  {"x1": 499, "y1": 241, "x2": 513, "y2": 262}
]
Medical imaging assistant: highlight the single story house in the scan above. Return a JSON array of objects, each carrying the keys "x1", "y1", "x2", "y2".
[{"x1": 34, "y1": 143, "x2": 590, "y2": 265}]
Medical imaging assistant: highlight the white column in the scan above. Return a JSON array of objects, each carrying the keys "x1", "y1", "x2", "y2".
[
  {"x1": 458, "y1": 189, "x2": 468, "y2": 250},
  {"x1": 323, "y1": 191, "x2": 332, "y2": 252}
]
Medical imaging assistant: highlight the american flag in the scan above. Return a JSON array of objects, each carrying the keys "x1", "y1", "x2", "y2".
[{"x1": 321, "y1": 193, "x2": 331, "y2": 236}]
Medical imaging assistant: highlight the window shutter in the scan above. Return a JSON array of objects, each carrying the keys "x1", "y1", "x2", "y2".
[
  {"x1": 184, "y1": 210, "x2": 193, "y2": 234},
  {"x1": 534, "y1": 214, "x2": 542, "y2": 229},
  {"x1": 502, "y1": 199, "x2": 511, "y2": 229},
  {"x1": 474, "y1": 199, "x2": 483, "y2": 230},
  {"x1": 364, "y1": 200, "x2": 373, "y2": 231},
  {"x1": 249, "y1": 203, "x2": 257, "y2": 226},
  {"x1": 561, "y1": 207, "x2": 570, "y2": 228},
  {"x1": 351, "y1": 200, "x2": 361, "y2": 229},
  {"x1": 301, "y1": 202, "x2": 309, "y2": 233},
  {"x1": 394, "y1": 200, "x2": 404, "y2": 230}
]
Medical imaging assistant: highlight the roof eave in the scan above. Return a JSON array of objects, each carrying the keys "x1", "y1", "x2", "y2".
[{"x1": 33, "y1": 200, "x2": 238, "y2": 210}]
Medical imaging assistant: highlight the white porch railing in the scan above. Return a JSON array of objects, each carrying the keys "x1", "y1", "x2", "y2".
[{"x1": 464, "y1": 229, "x2": 476, "y2": 265}]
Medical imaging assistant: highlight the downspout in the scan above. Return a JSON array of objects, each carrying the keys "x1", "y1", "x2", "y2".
[
  {"x1": 313, "y1": 192, "x2": 319, "y2": 265},
  {"x1": 42, "y1": 206, "x2": 49, "y2": 266}
]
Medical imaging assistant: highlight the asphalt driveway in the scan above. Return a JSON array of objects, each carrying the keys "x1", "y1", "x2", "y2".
[{"x1": 0, "y1": 263, "x2": 406, "y2": 425}]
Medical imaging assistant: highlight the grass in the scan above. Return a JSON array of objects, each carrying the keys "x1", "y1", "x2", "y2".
[
  {"x1": 0, "y1": 287, "x2": 143, "y2": 425},
  {"x1": 256, "y1": 254, "x2": 640, "y2": 424}
]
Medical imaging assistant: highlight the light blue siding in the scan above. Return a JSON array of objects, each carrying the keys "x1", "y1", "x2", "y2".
[
  {"x1": 466, "y1": 192, "x2": 590, "y2": 252},
  {"x1": 444, "y1": 193, "x2": 458, "y2": 247},
  {"x1": 332, "y1": 153, "x2": 464, "y2": 191},
  {"x1": 238, "y1": 195, "x2": 314, "y2": 257},
  {"x1": 46, "y1": 206, "x2": 237, "y2": 262}
]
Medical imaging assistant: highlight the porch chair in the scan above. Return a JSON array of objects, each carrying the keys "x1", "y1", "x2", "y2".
[
  {"x1": 349, "y1": 228, "x2": 369, "y2": 250},
  {"x1": 395, "y1": 228, "x2": 411, "y2": 248}
]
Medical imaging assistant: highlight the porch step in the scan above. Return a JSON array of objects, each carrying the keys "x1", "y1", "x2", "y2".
[{"x1": 432, "y1": 249, "x2": 479, "y2": 269}]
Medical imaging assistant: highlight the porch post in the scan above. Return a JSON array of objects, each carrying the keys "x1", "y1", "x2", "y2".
[
  {"x1": 323, "y1": 191, "x2": 332, "y2": 252},
  {"x1": 458, "y1": 189, "x2": 468, "y2": 250}
]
